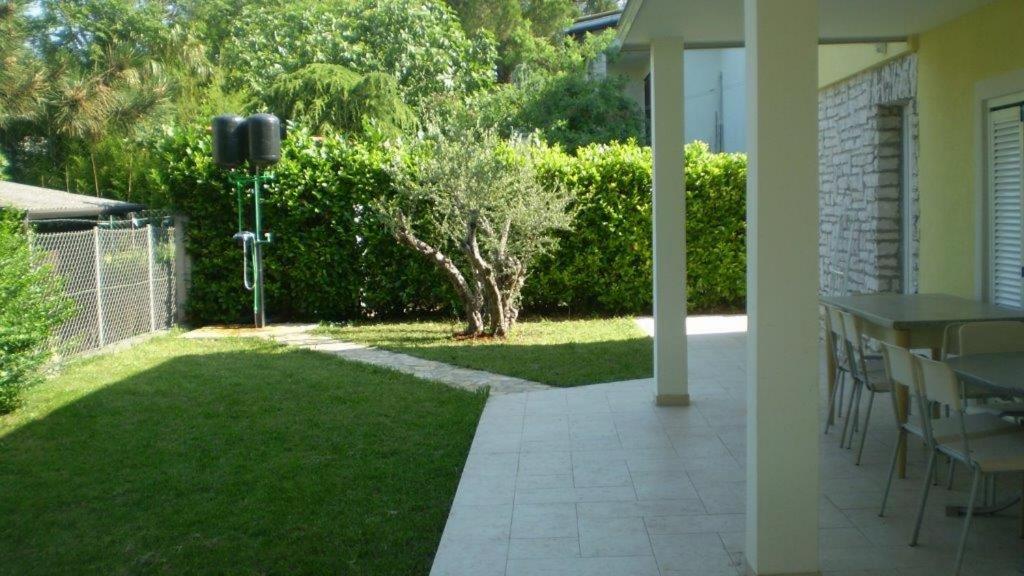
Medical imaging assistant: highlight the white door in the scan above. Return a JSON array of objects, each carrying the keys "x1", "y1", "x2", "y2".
[{"x1": 989, "y1": 104, "x2": 1024, "y2": 308}]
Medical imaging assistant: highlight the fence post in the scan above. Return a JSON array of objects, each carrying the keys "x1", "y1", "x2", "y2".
[
  {"x1": 93, "y1": 227, "x2": 106, "y2": 347},
  {"x1": 146, "y1": 224, "x2": 157, "y2": 332},
  {"x1": 172, "y1": 215, "x2": 190, "y2": 324}
]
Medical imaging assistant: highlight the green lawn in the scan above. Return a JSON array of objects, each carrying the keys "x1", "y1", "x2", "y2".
[
  {"x1": 319, "y1": 317, "x2": 654, "y2": 387},
  {"x1": 0, "y1": 335, "x2": 486, "y2": 576}
]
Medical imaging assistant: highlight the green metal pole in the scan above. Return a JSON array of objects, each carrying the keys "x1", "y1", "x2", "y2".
[
  {"x1": 253, "y1": 170, "x2": 266, "y2": 328},
  {"x1": 235, "y1": 177, "x2": 245, "y2": 234}
]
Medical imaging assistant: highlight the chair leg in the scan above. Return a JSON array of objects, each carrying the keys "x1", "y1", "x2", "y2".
[
  {"x1": 825, "y1": 370, "x2": 843, "y2": 434},
  {"x1": 855, "y1": 390, "x2": 876, "y2": 465},
  {"x1": 846, "y1": 383, "x2": 864, "y2": 450},
  {"x1": 911, "y1": 449, "x2": 938, "y2": 547},
  {"x1": 946, "y1": 458, "x2": 956, "y2": 490},
  {"x1": 843, "y1": 381, "x2": 860, "y2": 448},
  {"x1": 953, "y1": 468, "x2": 983, "y2": 576},
  {"x1": 840, "y1": 380, "x2": 860, "y2": 448},
  {"x1": 1018, "y1": 476, "x2": 1024, "y2": 539},
  {"x1": 837, "y1": 373, "x2": 845, "y2": 424},
  {"x1": 879, "y1": 429, "x2": 903, "y2": 517}
]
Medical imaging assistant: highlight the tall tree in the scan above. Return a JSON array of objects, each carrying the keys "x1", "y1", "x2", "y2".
[
  {"x1": 0, "y1": 1, "x2": 46, "y2": 151},
  {"x1": 576, "y1": 0, "x2": 619, "y2": 15},
  {"x1": 222, "y1": 0, "x2": 496, "y2": 104}
]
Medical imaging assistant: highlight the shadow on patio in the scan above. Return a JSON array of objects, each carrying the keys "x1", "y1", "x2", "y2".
[{"x1": 431, "y1": 327, "x2": 1024, "y2": 576}]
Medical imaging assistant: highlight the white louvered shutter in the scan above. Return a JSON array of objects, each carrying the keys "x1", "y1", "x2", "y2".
[{"x1": 989, "y1": 105, "x2": 1024, "y2": 308}]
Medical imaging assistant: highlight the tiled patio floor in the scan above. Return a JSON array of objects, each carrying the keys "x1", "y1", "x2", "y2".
[{"x1": 430, "y1": 327, "x2": 1024, "y2": 576}]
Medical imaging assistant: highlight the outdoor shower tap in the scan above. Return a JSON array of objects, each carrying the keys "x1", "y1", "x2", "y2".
[
  {"x1": 232, "y1": 231, "x2": 257, "y2": 291},
  {"x1": 212, "y1": 113, "x2": 284, "y2": 328}
]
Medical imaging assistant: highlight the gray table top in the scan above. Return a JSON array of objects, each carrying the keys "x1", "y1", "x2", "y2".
[
  {"x1": 820, "y1": 293, "x2": 1024, "y2": 330},
  {"x1": 945, "y1": 353, "x2": 1024, "y2": 396}
]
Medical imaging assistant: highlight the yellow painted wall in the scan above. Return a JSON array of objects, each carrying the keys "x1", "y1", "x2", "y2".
[
  {"x1": 818, "y1": 43, "x2": 911, "y2": 89},
  {"x1": 916, "y1": 0, "x2": 1024, "y2": 297}
]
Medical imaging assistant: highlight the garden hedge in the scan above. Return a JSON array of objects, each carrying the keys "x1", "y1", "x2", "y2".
[
  {"x1": 0, "y1": 209, "x2": 73, "y2": 413},
  {"x1": 526, "y1": 141, "x2": 746, "y2": 314},
  {"x1": 161, "y1": 129, "x2": 746, "y2": 324},
  {"x1": 161, "y1": 126, "x2": 456, "y2": 324}
]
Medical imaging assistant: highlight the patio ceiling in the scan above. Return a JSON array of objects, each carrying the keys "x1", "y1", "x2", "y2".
[{"x1": 618, "y1": 0, "x2": 997, "y2": 48}]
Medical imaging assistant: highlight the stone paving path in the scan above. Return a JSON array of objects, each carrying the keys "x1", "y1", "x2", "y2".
[{"x1": 185, "y1": 324, "x2": 550, "y2": 395}]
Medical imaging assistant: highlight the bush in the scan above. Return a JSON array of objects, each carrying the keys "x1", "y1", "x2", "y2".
[
  {"x1": 161, "y1": 125, "x2": 457, "y2": 325},
  {"x1": 163, "y1": 130, "x2": 745, "y2": 324},
  {"x1": 0, "y1": 210, "x2": 73, "y2": 413},
  {"x1": 526, "y1": 140, "x2": 746, "y2": 314}
]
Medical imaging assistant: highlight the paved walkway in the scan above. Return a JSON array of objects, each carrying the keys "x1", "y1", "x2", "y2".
[
  {"x1": 430, "y1": 326, "x2": 1024, "y2": 576},
  {"x1": 184, "y1": 324, "x2": 550, "y2": 395}
]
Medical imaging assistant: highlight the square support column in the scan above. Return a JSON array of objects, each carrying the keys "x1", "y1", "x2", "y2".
[
  {"x1": 744, "y1": 0, "x2": 820, "y2": 574},
  {"x1": 650, "y1": 37, "x2": 689, "y2": 407}
]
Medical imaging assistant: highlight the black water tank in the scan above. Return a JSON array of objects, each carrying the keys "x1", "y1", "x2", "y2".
[
  {"x1": 247, "y1": 113, "x2": 282, "y2": 167},
  {"x1": 211, "y1": 115, "x2": 247, "y2": 169}
]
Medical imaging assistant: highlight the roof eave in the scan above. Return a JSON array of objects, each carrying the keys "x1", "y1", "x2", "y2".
[{"x1": 615, "y1": 0, "x2": 644, "y2": 48}]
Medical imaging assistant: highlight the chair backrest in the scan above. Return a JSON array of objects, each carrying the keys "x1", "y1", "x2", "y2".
[
  {"x1": 827, "y1": 307, "x2": 845, "y2": 339},
  {"x1": 882, "y1": 343, "x2": 915, "y2": 391},
  {"x1": 912, "y1": 354, "x2": 973, "y2": 461},
  {"x1": 839, "y1": 311, "x2": 862, "y2": 349},
  {"x1": 958, "y1": 321, "x2": 1024, "y2": 356},
  {"x1": 881, "y1": 343, "x2": 915, "y2": 423},
  {"x1": 913, "y1": 354, "x2": 963, "y2": 412},
  {"x1": 941, "y1": 322, "x2": 963, "y2": 360},
  {"x1": 841, "y1": 311, "x2": 875, "y2": 382},
  {"x1": 825, "y1": 306, "x2": 848, "y2": 366}
]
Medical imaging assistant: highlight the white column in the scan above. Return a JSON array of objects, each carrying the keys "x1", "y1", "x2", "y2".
[
  {"x1": 744, "y1": 0, "x2": 820, "y2": 574},
  {"x1": 650, "y1": 37, "x2": 689, "y2": 406}
]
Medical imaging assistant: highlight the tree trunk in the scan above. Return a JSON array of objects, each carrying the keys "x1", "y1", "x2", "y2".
[
  {"x1": 461, "y1": 214, "x2": 507, "y2": 337},
  {"x1": 90, "y1": 151, "x2": 100, "y2": 197},
  {"x1": 497, "y1": 257, "x2": 526, "y2": 333},
  {"x1": 391, "y1": 212, "x2": 484, "y2": 336}
]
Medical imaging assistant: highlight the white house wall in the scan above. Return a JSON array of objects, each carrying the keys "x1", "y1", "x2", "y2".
[
  {"x1": 720, "y1": 48, "x2": 747, "y2": 153},
  {"x1": 683, "y1": 48, "x2": 747, "y2": 153}
]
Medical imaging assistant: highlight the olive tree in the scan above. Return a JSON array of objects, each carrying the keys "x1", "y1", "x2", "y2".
[{"x1": 377, "y1": 128, "x2": 572, "y2": 337}]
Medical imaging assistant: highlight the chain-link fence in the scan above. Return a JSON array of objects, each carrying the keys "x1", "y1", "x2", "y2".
[{"x1": 31, "y1": 225, "x2": 178, "y2": 357}]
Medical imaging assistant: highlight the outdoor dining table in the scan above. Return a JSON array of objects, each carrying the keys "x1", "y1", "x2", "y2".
[{"x1": 819, "y1": 293, "x2": 1024, "y2": 478}]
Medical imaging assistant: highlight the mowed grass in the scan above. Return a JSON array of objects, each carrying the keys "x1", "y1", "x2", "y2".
[
  {"x1": 0, "y1": 335, "x2": 487, "y2": 576},
  {"x1": 319, "y1": 317, "x2": 653, "y2": 387}
]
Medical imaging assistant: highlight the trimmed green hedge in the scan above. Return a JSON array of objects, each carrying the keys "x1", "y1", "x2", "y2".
[
  {"x1": 526, "y1": 141, "x2": 746, "y2": 314},
  {"x1": 161, "y1": 126, "x2": 457, "y2": 324},
  {"x1": 0, "y1": 209, "x2": 74, "y2": 413},
  {"x1": 161, "y1": 130, "x2": 745, "y2": 324}
]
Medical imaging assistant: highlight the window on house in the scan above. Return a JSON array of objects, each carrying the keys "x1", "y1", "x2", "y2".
[{"x1": 988, "y1": 100, "x2": 1024, "y2": 308}]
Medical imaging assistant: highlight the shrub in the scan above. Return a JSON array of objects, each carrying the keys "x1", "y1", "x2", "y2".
[
  {"x1": 526, "y1": 140, "x2": 747, "y2": 314},
  {"x1": 160, "y1": 125, "x2": 456, "y2": 325},
  {"x1": 162, "y1": 130, "x2": 745, "y2": 324},
  {"x1": 0, "y1": 210, "x2": 74, "y2": 413}
]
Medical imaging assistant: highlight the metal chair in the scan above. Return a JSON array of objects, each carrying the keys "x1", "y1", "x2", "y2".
[
  {"x1": 824, "y1": 306, "x2": 850, "y2": 435},
  {"x1": 909, "y1": 354, "x2": 1024, "y2": 576},
  {"x1": 840, "y1": 311, "x2": 892, "y2": 464},
  {"x1": 878, "y1": 343, "x2": 1017, "y2": 517}
]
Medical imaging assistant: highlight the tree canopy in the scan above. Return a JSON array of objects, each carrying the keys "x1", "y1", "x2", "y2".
[{"x1": 1, "y1": 0, "x2": 643, "y2": 201}]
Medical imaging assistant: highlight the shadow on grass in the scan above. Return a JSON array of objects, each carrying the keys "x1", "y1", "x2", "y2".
[{"x1": 0, "y1": 342, "x2": 486, "y2": 576}]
